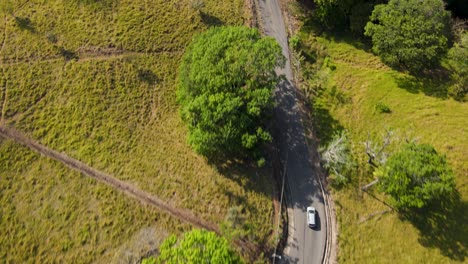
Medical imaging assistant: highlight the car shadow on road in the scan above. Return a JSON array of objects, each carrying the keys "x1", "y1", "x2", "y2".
[{"x1": 313, "y1": 212, "x2": 322, "y2": 232}]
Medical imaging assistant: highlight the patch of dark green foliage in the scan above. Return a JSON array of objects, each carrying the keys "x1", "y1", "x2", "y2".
[{"x1": 374, "y1": 102, "x2": 391, "y2": 114}]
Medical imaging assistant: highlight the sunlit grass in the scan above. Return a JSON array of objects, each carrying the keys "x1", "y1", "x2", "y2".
[
  {"x1": 300, "y1": 35, "x2": 467, "y2": 263},
  {"x1": 0, "y1": 140, "x2": 186, "y2": 263}
]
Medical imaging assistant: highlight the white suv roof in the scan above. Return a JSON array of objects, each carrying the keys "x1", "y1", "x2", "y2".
[{"x1": 307, "y1": 206, "x2": 316, "y2": 228}]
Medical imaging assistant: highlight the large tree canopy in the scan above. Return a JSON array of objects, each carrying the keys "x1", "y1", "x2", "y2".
[
  {"x1": 178, "y1": 26, "x2": 285, "y2": 158},
  {"x1": 365, "y1": 0, "x2": 451, "y2": 71},
  {"x1": 157, "y1": 229, "x2": 242, "y2": 264},
  {"x1": 376, "y1": 143, "x2": 456, "y2": 210}
]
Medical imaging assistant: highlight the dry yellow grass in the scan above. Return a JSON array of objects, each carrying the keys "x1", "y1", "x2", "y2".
[{"x1": 0, "y1": 0, "x2": 275, "y2": 262}]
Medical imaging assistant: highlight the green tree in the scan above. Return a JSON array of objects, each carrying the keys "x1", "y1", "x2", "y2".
[
  {"x1": 447, "y1": 30, "x2": 467, "y2": 99},
  {"x1": 178, "y1": 26, "x2": 285, "y2": 159},
  {"x1": 157, "y1": 229, "x2": 242, "y2": 264},
  {"x1": 365, "y1": 0, "x2": 451, "y2": 71},
  {"x1": 375, "y1": 143, "x2": 456, "y2": 210}
]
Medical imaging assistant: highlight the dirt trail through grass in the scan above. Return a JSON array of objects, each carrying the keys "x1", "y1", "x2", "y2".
[
  {"x1": 0, "y1": 125, "x2": 219, "y2": 233},
  {"x1": 0, "y1": 17, "x2": 6, "y2": 54},
  {"x1": 0, "y1": 73, "x2": 7, "y2": 125}
]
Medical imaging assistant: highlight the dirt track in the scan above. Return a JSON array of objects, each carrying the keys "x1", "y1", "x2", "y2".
[{"x1": 0, "y1": 126, "x2": 218, "y2": 233}]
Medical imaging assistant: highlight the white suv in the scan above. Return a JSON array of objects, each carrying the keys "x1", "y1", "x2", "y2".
[{"x1": 307, "y1": 207, "x2": 316, "y2": 228}]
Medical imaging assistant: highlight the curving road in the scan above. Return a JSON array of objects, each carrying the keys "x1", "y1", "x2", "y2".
[{"x1": 257, "y1": 0, "x2": 327, "y2": 263}]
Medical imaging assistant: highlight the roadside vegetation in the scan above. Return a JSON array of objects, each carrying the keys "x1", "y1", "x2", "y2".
[
  {"x1": 0, "y1": 1, "x2": 276, "y2": 262},
  {"x1": 288, "y1": 0, "x2": 467, "y2": 262},
  {"x1": 143, "y1": 229, "x2": 242, "y2": 264}
]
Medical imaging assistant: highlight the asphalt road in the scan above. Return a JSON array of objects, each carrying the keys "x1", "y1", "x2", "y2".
[{"x1": 257, "y1": 0, "x2": 327, "y2": 263}]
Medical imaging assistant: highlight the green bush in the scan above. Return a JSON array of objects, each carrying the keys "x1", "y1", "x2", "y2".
[
  {"x1": 374, "y1": 102, "x2": 391, "y2": 114},
  {"x1": 289, "y1": 35, "x2": 301, "y2": 51},
  {"x1": 323, "y1": 56, "x2": 336, "y2": 71},
  {"x1": 157, "y1": 229, "x2": 243, "y2": 264}
]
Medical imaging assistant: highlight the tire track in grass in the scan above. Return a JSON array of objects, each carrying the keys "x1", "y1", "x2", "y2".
[
  {"x1": 0, "y1": 125, "x2": 262, "y2": 260},
  {"x1": 0, "y1": 49, "x2": 180, "y2": 67},
  {"x1": 0, "y1": 16, "x2": 8, "y2": 125},
  {"x1": 0, "y1": 67, "x2": 7, "y2": 125},
  {"x1": 0, "y1": 125, "x2": 219, "y2": 233},
  {"x1": 0, "y1": 19, "x2": 6, "y2": 54}
]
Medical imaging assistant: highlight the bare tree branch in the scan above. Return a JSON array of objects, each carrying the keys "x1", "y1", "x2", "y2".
[
  {"x1": 361, "y1": 179, "x2": 379, "y2": 191},
  {"x1": 364, "y1": 130, "x2": 392, "y2": 168}
]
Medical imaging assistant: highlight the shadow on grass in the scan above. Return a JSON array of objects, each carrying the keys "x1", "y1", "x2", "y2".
[
  {"x1": 214, "y1": 159, "x2": 271, "y2": 203},
  {"x1": 58, "y1": 47, "x2": 78, "y2": 61},
  {"x1": 401, "y1": 192, "x2": 468, "y2": 261},
  {"x1": 299, "y1": 14, "x2": 372, "y2": 53},
  {"x1": 15, "y1": 17, "x2": 35, "y2": 33},
  {"x1": 311, "y1": 102, "x2": 344, "y2": 145},
  {"x1": 138, "y1": 69, "x2": 159, "y2": 85},
  {"x1": 210, "y1": 157, "x2": 274, "y2": 251},
  {"x1": 200, "y1": 12, "x2": 224, "y2": 27},
  {"x1": 295, "y1": 0, "x2": 315, "y2": 10},
  {"x1": 321, "y1": 29, "x2": 372, "y2": 52},
  {"x1": 394, "y1": 68, "x2": 451, "y2": 99}
]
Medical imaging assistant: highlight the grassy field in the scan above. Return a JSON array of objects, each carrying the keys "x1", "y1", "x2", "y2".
[
  {"x1": 0, "y1": 0, "x2": 275, "y2": 262},
  {"x1": 296, "y1": 30, "x2": 467, "y2": 263}
]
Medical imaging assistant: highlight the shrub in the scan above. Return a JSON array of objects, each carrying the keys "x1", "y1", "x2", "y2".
[
  {"x1": 157, "y1": 229, "x2": 243, "y2": 264},
  {"x1": 374, "y1": 102, "x2": 391, "y2": 114},
  {"x1": 289, "y1": 35, "x2": 301, "y2": 51}
]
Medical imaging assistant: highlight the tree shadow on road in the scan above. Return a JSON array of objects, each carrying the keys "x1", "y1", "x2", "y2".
[{"x1": 401, "y1": 191, "x2": 468, "y2": 261}]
